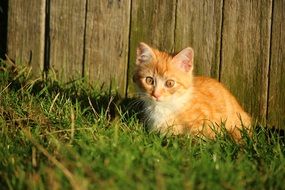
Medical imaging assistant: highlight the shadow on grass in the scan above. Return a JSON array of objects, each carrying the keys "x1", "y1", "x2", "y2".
[
  {"x1": 0, "y1": 59, "x2": 144, "y2": 125},
  {"x1": 253, "y1": 124, "x2": 285, "y2": 143}
]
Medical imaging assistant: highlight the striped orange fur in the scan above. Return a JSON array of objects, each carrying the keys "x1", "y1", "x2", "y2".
[{"x1": 133, "y1": 42, "x2": 252, "y2": 140}]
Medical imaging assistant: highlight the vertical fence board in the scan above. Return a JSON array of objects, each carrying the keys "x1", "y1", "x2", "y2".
[
  {"x1": 7, "y1": 0, "x2": 45, "y2": 76},
  {"x1": 220, "y1": 0, "x2": 272, "y2": 122},
  {"x1": 127, "y1": 0, "x2": 177, "y2": 95},
  {"x1": 84, "y1": 0, "x2": 131, "y2": 95},
  {"x1": 268, "y1": 0, "x2": 285, "y2": 128},
  {"x1": 175, "y1": 0, "x2": 223, "y2": 79},
  {"x1": 49, "y1": 0, "x2": 86, "y2": 81}
]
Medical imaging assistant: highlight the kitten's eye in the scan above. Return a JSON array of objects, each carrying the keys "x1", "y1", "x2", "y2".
[
  {"x1": 145, "y1": 76, "x2": 154, "y2": 85},
  {"x1": 165, "y1": 80, "x2": 175, "y2": 88}
]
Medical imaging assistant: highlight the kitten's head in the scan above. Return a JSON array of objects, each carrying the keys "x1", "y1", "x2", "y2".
[{"x1": 133, "y1": 42, "x2": 194, "y2": 103}]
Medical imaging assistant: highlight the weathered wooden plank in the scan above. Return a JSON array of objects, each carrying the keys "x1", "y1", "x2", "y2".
[
  {"x1": 267, "y1": 0, "x2": 285, "y2": 128},
  {"x1": 49, "y1": 0, "x2": 86, "y2": 81},
  {"x1": 84, "y1": 0, "x2": 131, "y2": 95},
  {"x1": 175, "y1": 0, "x2": 223, "y2": 79},
  {"x1": 127, "y1": 0, "x2": 177, "y2": 95},
  {"x1": 7, "y1": 0, "x2": 46, "y2": 76},
  {"x1": 220, "y1": 0, "x2": 272, "y2": 123}
]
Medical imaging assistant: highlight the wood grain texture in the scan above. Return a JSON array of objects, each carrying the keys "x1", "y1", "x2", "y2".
[
  {"x1": 175, "y1": 0, "x2": 223, "y2": 79},
  {"x1": 220, "y1": 0, "x2": 272, "y2": 122},
  {"x1": 267, "y1": 0, "x2": 285, "y2": 128},
  {"x1": 127, "y1": 0, "x2": 177, "y2": 95},
  {"x1": 84, "y1": 0, "x2": 131, "y2": 95},
  {"x1": 7, "y1": 0, "x2": 46, "y2": 76},
  {"x1": 49, "y1": 0, "x2": 86, "y2": 81}
]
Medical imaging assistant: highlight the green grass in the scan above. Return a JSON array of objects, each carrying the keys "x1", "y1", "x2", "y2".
[{"x1": 0, "y1": 59, "x2": 285, "y2": 190}]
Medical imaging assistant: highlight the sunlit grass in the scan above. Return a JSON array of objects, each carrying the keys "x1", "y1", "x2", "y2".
[{"x1": 0, "y1": 59, "x2": 284, "y2": 190}]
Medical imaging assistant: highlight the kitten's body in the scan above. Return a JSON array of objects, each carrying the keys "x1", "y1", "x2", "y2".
[{"x1": 133, "y1": 43, "x2": 251, "y2": 139}]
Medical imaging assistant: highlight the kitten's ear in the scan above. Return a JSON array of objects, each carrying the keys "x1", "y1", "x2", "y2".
[
  {"x1": 172, "y1": 47, "x2": 194, "y2": 73},
  {"x1": 136, "y1": 42, "x2": 156, "y2": 65}
]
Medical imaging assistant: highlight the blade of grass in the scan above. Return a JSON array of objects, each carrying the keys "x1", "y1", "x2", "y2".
[
  {"x1": 49, "y1": 93, "x2": 60, "y2": 113},
  {"x1": 70, "y1": 106, "x2": 75, "y2": 143},
  {"x1": 88, "y1": 96, "x2": 99, "y2": 119}
]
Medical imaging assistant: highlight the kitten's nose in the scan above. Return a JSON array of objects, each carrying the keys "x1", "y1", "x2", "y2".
[{"x1": 152, "y1": 90, "x2": 161, "y2": 101}]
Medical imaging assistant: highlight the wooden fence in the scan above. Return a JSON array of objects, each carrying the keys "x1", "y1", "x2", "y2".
[{"x1": 4, "y1": 0, "x2": 285, "y2": 127}]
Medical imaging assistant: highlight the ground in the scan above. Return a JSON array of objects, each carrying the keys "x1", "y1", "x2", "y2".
[{"x1": 0, "y1": 59, "x2": 284, "y2": 190}]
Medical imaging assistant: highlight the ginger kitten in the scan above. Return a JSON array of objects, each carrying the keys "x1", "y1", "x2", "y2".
[{"x1": 133, "y1": 42, "x2": 252, "y2": 140}]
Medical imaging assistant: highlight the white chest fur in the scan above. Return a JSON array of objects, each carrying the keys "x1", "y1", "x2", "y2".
[{"x1": 145, "y1": 89, "x2": 192, "y2": 132}]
